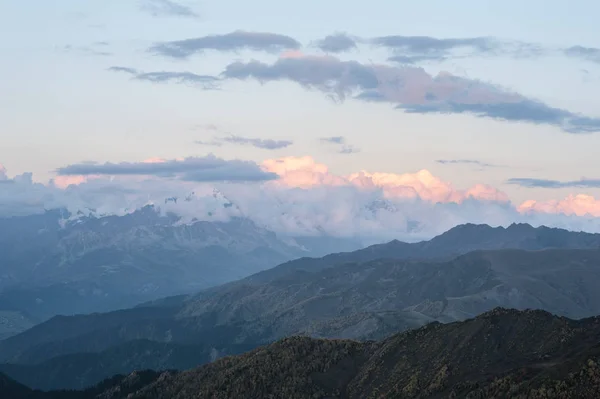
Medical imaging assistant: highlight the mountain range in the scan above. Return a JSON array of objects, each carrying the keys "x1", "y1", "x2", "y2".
[
  {"x1": 3, "y1": 308, "x2": 600, "y2": 398},
  {"x1": 3, "y1": 222, "x2": 600, "y2": 390},
  {"x1": 0, "y1": 205, "x2": 367, "y2": 339}
]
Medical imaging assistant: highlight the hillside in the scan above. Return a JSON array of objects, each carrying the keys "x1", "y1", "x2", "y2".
[
  {"x1": 124, "y1": 309, "x2": 600, "y2": 399},
  {"x1": 5, "y1": 309, "x2": 600, "y2": 398}
]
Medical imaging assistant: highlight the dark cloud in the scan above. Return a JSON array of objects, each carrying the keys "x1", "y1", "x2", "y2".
[
  {"x1": 57, "y1": 156, "x2": 277, "y2": 182},
  {"x1": 315, "y1": 33, "x2": 357, "y2": 53},
  {"x1": 150, "y1": 31, "x2": 301, "y2": 58},
  {"x1": 108, "y1": 67, "x2": 219, "y2": 89},
  {"x1": 221, "y1": 135, "x2": 293, "y2": 150},
  {"x1": 398, "y1": 101, "x2": 600, "y2": 133},
  {"x1": 140, "y1": 0, "x2": 199, "y2": 18},
  {"x1": 221, "y1": 55, "x2": 600, "y2": 133},
  {"x1": 222, "y1": 56, "x2": 379, "y2": 100},
  {"x1": 436, "y1": 159, "x2": 498, "y2": 168},
  {"x1": 506, "y1": 177, "x2": 600, "y2": 189},
  {"x1": 565, "y1": 46, "x2": 600, "y2": 64}
]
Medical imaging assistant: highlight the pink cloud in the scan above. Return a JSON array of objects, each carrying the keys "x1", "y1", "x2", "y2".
[
  {"x1": 143, "y1": 157, "x2": 168, "y2": 164},
  {"x1": 53, "y1": 175, "x2": 89, "y2": 189},
  {"x1": 262, "y1": 156, "x2": 346, "y2": 188},
  {"x1": 280, "y1": 49, "x2": 305, "y2": 59},
  {"x1": 519, "y1": 194, "x2": 600, "y2": 217},
  {"x1": 262, "y1": 156, "x2": 509, "y2": 204}
]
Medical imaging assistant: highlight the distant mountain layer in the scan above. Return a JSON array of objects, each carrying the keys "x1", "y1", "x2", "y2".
[
  {"x1": 0, "y1": 206, "x2": 366, "y2": 325},
  {"x1": 4, "y1": 309, "x2": 600, "y2": 398}
]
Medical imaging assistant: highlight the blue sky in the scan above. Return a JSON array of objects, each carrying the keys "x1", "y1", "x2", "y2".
[{"x1": 2, "y1": 0, "x2": 600, "y2": 236}]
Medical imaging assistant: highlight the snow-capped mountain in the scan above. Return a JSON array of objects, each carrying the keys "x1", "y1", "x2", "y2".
[{"x1": 0, "y1": 205, "x2": 352, "y2": 325}]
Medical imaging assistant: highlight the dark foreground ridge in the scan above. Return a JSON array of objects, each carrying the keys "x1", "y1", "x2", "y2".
[{"x1": 4, "y1": 308, "x2": 600, "y2": 398}]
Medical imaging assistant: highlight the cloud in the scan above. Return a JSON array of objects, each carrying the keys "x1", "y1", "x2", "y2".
[
  {"x1": 140, "y1": 0, "x2": 199, "y2": 18},
  {"x1": 320, "y1": 136, "x2": 346, "y2": 144},
  {"x1": 371, "y1": 35, "x2": 497, "y2": 64},
  {"x1": 195, "y1": 139, "x2": 224, "y2": 147},
  {"x1": 319, "y1": 136, "x2": 360, "y2": 154},
  {"x1": 564, "y1": 46, "x2": 600, "y2": 64},
  {"x1": 135, "y1": 72, "x2": 219, "y2": 88},
  {"x1": 261, "y1": 156, "x2": 347, "y2": 188},
  {"x1": 314, "y1": 33, "x2": 357, "y2": 53},
  {"x1": 262, "y1": 156, "x2": 508, "y2": 204},
  {"x1": 221, "y1": 135, "x2": 293, "y2": 150},
  {"x1": 339, "y1": 146, "x2": 360, "y2": 154},
  {"x1": 388, "y1": 54, "x2": 448, "y2": 64},
  {"x1": 371, "y1": 35, "x2": 544, "y2": 62},
  {"x1": 436, "y1": 159, "x2": 499, "y2": 168},
  {"x1": 519, "y1": 195, "x2": 600, "y2": 217},
  {"x1": 108, "y1": 67, "x2": 219, "y2": 89},
  {"x1": 6, "y1": 158, "x2": 600, "y2": 241},
  {"x1": 507, "y1": 177, "x2": 600, "y2": 189},
  {"x1": 221, "y1": 54, "x2": 600, "y2": 133},
  {"x1": 150, "y1": 31, "x2": 301, "y2": 58},
  {"x1": 56, "y1": 155, "x2": 277, "y2": 182},
  {"x1": 194, "y1": 129, "x2": 293, "y2": 149},
  {"x1": 372, "y1": 35, "x2": 495, "y2": 54},
  {"x1": 107, "y1": 66, "x2": 139, "y2": 75},
  {"x1": 62, "y1": 44, "x2": 112, "y2": 57},
  {"x1": 397, "y1": 101, "x2": 600, "y2": 133}
]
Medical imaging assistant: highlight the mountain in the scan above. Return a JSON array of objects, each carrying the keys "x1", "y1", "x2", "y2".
[
  {"x1": 0, "y1": 340, "x2": 207, "y2": 391},
  {"x1": 5, "y1": 241, "x2": 600, "y2": 388},
  {"x1": 0, "y1": 206, "x2": 364, "y2": 329},
  {"x1": 5, "y1": 309, "x2": 600, "y2": 398},
  {"x1": 248, "y1": 221, "x2": 600, "y2": 282}
]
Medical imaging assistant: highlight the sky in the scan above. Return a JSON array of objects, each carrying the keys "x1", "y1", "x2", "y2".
[{"x1": 2, "y1": 0, "x2": 600, "y2": 240}]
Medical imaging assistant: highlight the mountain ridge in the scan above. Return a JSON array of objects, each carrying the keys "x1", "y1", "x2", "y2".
[{"x1": 4, "y1": 309, "x2": 600, "y2": 398}]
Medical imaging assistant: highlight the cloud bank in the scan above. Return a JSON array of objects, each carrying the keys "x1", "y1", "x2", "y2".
[{"x1": 4, "y1": 157, "x2": 600, "y2": 241}]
